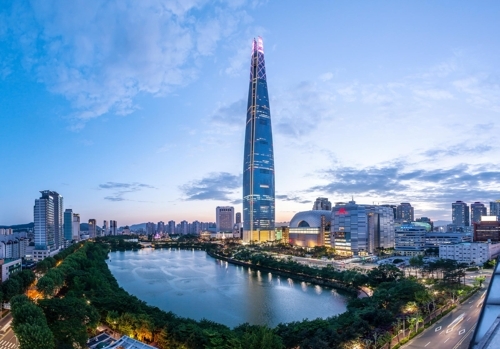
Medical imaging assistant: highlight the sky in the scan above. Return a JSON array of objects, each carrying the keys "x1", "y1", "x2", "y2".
[{"x1": 1, "y1": 0, "x2": 500, "y2": 226}]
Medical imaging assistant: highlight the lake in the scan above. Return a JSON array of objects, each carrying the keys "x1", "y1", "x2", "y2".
[{"x1": 107, "y1": 248, "x2": 347, "y2": 328}]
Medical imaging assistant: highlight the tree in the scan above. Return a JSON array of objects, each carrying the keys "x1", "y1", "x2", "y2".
[
  {"x1": 15, "y1": 323, "x2": 55, "y2": 349},
  {"x1": 474, "y1": 276, "x2": 486, "y2": 288}
]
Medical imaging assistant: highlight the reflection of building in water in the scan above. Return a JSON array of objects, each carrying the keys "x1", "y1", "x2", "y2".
[
  {"x1": 332, "y1": 201, "x2": 395, "y2": 256},
  {"x1": 288, "y1": 210, "x2": 331, "y2": 248}
]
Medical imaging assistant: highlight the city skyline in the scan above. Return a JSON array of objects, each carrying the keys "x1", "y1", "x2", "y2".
[{"x1": 1, "y1": 1, "x2": 500, "y2": 226}]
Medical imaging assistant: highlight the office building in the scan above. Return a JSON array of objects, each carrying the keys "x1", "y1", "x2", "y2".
[
  {"x1": 396, "y1": 203, "x2": 414, "y2": 222},
  {"x1": 235, "y1": 212, "x2": 242, "y2": 224},
  {"x1": 416, "y1": 217, "x2": 433, "y2": 230},
  {"x1": 312, "y1": 197, "x2": 332, "y2": 211},
  {"x1": 474, "y1": 216, "x2": 500, "y2": 242},
  {"x1": 471, "y1": 202, "x2": 487, "y2": 224},
  {"x1": 331, "y1": 201, "x2": 395, "y2": 256},
  {"x1": 72, "y1": 213, "x2": 80, "y2": 240},
  {"x1": 425, "y1": 232, "x2": 472, "y2": 248},
  {"x1": 64, "y1": 209, "x2": 73, "y2": 241},
  {"x1": 88, "y1": 219, "x2": 97, "y2": 238},
  {"x1": 490, "y1": 200, "x2": 500, "y2": 220},
  {"x1": 452, "y1": 201, "x2": 470, "y2": 227},
  {"x1": 288, "y1": 210, "x2": 331, "y2": 248},
  {"x1": 439, "y1": 242, "x2": 500, "y2": 265},
  {"x1": 34, "y1": 191, "x2": 61, "y2": 261},
  {"x1": 243, "y1": 37, "x2": 275, "y2": 243},
  {"x1": 216, "y1": 206, "x2": 235, "y2": 233},
  {"x1": 0, "y1": 258, "x2": 22, "y2": 282},
  {"x1": 394, "y1": 224, "x2": 427, "y2": 256}
]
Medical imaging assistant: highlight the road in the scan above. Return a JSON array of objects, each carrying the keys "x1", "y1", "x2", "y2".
[
  {"x1": 0, "y1": 314, "x2": 18, "y2": 349},
  {"x1": 402, "y1": 279, "x2": 489, "y2": 349}
]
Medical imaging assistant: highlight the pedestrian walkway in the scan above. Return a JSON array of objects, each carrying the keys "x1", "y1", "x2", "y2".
[{"x1": 0, "y1": 339, "x2": 17, "y2": 349}]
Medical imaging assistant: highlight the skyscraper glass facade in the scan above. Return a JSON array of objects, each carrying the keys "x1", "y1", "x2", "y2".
[{"x1": 243, "y1": 37, "x2": 275, "y2": 242}]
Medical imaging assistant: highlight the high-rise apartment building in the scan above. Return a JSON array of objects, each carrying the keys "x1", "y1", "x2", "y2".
[
  {"x1": 88, "y1": 219, "x2": 97, "y2": 238},
  {"x1": 471, "y1": 202, "x2": 487, "y2": 224},
  {"x1": 235, "y1": 212, "x2": 242, "y2": 224},
  {"x1": 243, "y1": 37, "x2": 275, "y2": 243},
  {"x1": 72, "y1": 213, "x2": 80, "y2": 240},
  {"x1": 312, "y1": 197, "x2": 332, "y2": 211},
  {"x1": 103, "y1": 220, "x2": 108, "y2": 235},
  {"x1": 157, "y1": 221, "x2": 165, "y2": 234},
  {"x1": 216, "y1": 206, "x2": 235, "y2": 233},
  {"x1": 180, "y1": 220, "x2": 189, "y2": 235},
  {"x1": 64, "y1": 209, "x2": 73, "y2": 241},
  {"x1": 168, "y1": 220, "x2": 176, "y2": 234},
  {"x1": 146, "y1": 222, "x2": 156, "y2": 235},
  {"x1": 396, "y1": 203, "x2": 414, "y2": 222},
  {"x1": 109, "y1": 220, "x2": 117, "y2": 235},
  {"x1": 452, "y1": 201, "x2": 470, "y2": 227},
  {"x1": 490, "y1": 201, "x2": 500, "y2": 220}
]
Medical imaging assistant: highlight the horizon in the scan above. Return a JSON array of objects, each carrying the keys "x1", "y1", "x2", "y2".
[{"x1": 1, "y1": 1, "x2": 499, "y2": 226}]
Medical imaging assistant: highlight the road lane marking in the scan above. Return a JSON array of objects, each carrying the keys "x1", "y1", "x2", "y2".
[
  {"x1": 435, "y1": 326, "x2": 442, "y2": 332},
  {"x1": 467, "y1": 317, "x2": 471, "y2": 321},
  {"x1": 425, "y1": 342, "x2": 431, "y2": 347},
  {"x1": 444, "y1": 337, "x2": 450, "y2": 343},
  {"x1": 459, "y1": 329, "x2": 466, "y2": 335}
]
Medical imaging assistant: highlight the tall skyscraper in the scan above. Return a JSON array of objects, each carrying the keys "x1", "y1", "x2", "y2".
[
  {"x1": 168, "y1": 220, "x2": 176, "y2": 234},
  {"x1": 313, "y1": 197, "x2": 332, "y2": 211},
  {"x1": 157, "y1": 221, "x2": 165, "y2": 234},
  {"x1": 243, "y1": 37, "x2": 275, "y2": 243},
  {"x1": 103, "y1": 220, "x2": 108, "y2": 235},
  {"x1": 471, "y1": 202, "x2": 487, "y2": 224},
  {"x1": 235, "y1": 212, "x2": 242, "y2": 224},
  {"x1": 452, "y1": 201, "x2": 470, "y2": 227},
  {"x1": 396, "y1": 203, "x2": 414, "y2": 222},
  {"x1": 216, "y1": 206, "x2": 235, "y2": 233},
  {"x1": 109, "y1": 220, "x2": 117, "y2": 235}
]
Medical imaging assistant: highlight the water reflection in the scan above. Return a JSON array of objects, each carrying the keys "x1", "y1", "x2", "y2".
[{"x1": 108, "y1": 249, "x2": 347, "y2": 328}]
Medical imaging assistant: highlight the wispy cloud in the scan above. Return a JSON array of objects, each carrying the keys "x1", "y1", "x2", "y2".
[
  {"x1": 423, "y1": 144, "x2": 493, "y2": 158},
  {"x1": 276, "y1": 194, "x2": 312, "y2": 204},
  {"x1": 180, "y1": 172, "x2": 241, "y2": 201},
  {"x1": 99, "y1": 182, "x2": 156, "y2": 202}
]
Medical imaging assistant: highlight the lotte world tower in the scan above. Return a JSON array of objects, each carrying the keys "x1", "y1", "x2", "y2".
[{"x1": 243, "y1": 37, "x2": 275, "y2": 243}]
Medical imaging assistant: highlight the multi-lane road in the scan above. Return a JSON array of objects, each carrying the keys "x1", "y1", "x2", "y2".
[
  {"x1": 403, "y1": 279, "x2": 488, "y2": 349},
  {"x1": 0, "y1": 314, "x2": 18, "y2": 349}
]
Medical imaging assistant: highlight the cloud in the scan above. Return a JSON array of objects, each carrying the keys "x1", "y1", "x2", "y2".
[
  {"x1": 180, "y1": 172, "x2": 241, "y2": 201},
  {"x1": 423, "y1": 144, "x2": 493, "y2": 158},
  {"x1": 99, "y1": 181, "x2": 156, "y2": 201},
  {"x1": 1, "y1": 1, "x2": 250, "y2": 127},
  {"x1": 210, "y1": 99, "x2": 246, "y2": 127},
  {"x1": 311, "y1": 163, "x2": 500, "y2": 208},
  {"x1": 276, "y1": 194, "x2": 312, "y2": 204},
  {"x1": 413, "y1": 89, "x2": 454, "y2": 100}
]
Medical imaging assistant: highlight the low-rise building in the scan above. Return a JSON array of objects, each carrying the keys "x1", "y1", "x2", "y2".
[
  {"x1": 474, "y1": 216, "x2": 500, "y2": 242},
  {"x1": 394, "y1": 224, "x2": 427, "y2": 256},
  {"x1": 425, "y1": 232, "x2": 472, "y2": 248},
  {"x1": 0, "y1": 258, "x2": 22, "y2": 282},
  {"x1": 439, "y1": 242, "x2": 500, "y2": 265}
]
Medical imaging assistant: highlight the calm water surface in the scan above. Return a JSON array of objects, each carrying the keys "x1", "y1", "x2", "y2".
[{"x1": 107, "y1": 248, "x2": 347, "y2": 327}]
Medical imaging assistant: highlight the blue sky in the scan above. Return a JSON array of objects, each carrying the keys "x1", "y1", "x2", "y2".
[{"x1": 1, "y1": 0, "x2": 500, "y2": 226}]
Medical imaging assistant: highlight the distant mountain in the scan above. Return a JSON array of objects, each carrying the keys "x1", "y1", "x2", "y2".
[
  {"x1": 433, "y1": 220, "x2": 452, "y2": 227},
  {"x1": 129, "y1": 223, "x2": 147, "y2": 231},
  {"x1": 0, "y1": 222, "x2": 34, "y2": 231}
]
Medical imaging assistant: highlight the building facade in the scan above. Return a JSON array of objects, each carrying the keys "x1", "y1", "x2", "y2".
[
  {"x1": 243, "y1": 37, "x2": 275, "y2": 243},
  {"x1": 452, "y1": 200, "x2": 470, "y2": 227},
  {"x1": 331, "y1": 201, "x2": 395, "y2": 256},
  {"x1": 72, "y1": 213, "x2": 80, "y2": 240},
  {"x1": 490, "y1": 200, "x2": 500, "y2": 220},
  {"x1": 474, "y1": 217, "x2": 500, "y2": 242},
  {"x1": 439, "y1": 242, "x2": 500, "y2": 265},
  {"x1": 216, "y1": 206, "x2": 235, "y2": 233},
  {"x1": 425, "y1": 232, "x2": 472, "y2": 248},
  {"x1": 64, "y1": 209, "x2": 73, "y2": 241},
  {"x1": 394, "y1": 224, "x2": 427, "y2": 256},
  {"x1": 34, "y1": 191, "x2": 55, "y2": 252}
]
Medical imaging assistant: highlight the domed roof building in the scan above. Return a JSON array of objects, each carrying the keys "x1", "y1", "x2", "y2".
[{"x1": 286, "y1": 210, "x2": 332, "y2": 248}]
